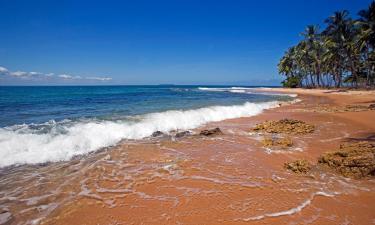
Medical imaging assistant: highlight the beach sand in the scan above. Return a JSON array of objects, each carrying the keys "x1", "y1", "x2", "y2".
[{"x1": 2, "y1": 88, "x2": 375, "y2": 225}]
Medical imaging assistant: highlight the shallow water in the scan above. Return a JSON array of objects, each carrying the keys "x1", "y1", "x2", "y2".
[{"x1": 1, "y1": 121, "x2": 373, "y2": 225}]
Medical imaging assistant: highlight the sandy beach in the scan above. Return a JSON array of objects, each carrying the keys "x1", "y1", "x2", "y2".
[
  {"x1": 1, "y1": 88, "x2": 375, "y2": 225},
  {"x1": 2, "y1": 1, "x2": 375, "y2": 224}
]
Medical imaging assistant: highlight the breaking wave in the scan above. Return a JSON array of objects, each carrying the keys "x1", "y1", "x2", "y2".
[
  {"x1": 0, "y1": 101, "x2": 281, "y2": 167},
  {"x1": 198, "y1": 87, "x2": 298, "y2": 97}
]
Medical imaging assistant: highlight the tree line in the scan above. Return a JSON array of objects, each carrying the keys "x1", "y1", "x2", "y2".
[{"x1": 278, "y1": 1, "x2": 375, "y2": 88}]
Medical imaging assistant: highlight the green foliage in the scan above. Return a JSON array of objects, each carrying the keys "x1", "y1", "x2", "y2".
[
  {"x1": 279, "y1": 1, "x2": 375, "y2": 88},
  {"x1": 282, "y1": 76, "x2": 300, "y2": 88}
]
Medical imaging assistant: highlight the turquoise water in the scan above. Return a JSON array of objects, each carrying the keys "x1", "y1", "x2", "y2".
[{"x1": 0, "y1": 85, "x2": 292, "y2": 167}]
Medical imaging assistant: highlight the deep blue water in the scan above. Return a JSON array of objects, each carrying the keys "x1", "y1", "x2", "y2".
[{"x1": 0, "y1": 85, "x2": 285, "y2": 127}]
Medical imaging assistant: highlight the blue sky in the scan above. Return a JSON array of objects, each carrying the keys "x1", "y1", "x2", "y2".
[{"x1": 0, "y1": 0, "x2": 372, "y2": 85}]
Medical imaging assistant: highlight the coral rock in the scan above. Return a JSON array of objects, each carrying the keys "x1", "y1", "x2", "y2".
[
  {"x1": 253, "y1": 119, "x2": 315, "y2": 135},
  {"x1": 284, "y1": 159, "x2": 312, "y2": 174},
  {"x1": 200, "y1": 128, "x2": 223, "y2": 136},
  {"x1": 261, "y1": 137, "x2": 293, "y2": 148},
  {"x1": 318, "y1": 141, "x2": 375, "y2": 178}
]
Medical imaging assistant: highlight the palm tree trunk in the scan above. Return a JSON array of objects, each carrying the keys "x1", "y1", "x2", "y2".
[{"x1": 335, "y1": 71, "x2": 341, "y2": 88}]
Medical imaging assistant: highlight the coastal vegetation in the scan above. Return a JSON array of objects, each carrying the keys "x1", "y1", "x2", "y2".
[{"x1": 279, "y1": 1, "x2": 375, "y2": 88}]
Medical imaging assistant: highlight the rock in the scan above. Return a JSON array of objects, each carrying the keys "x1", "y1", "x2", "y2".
[
  {"x1": 368, "y1": 104, "x2": 375, "y2": 110},
  {"x1": 199, "y1": 128, "x2": 223, "y2": 136},
  {"x1": 261, "y1": 137, "x2": 293, "y2": 148},
  {"x1": 175, "y1": 131, "x2": 191, "y2": 138},
  {"x1": 343, "y1": 105, "x2": 369, "y2": 112},
  {"x1": 284, "y1": 159, "x2": 312, "y2": 174},
  {"x1": 152, "y1": 131, "x2": 164, "y2": 137},
  {"x1": 314, "y1": 104, "x2": 373, "y2": 113},
  {"x1": 261, "y1": 137, "x2": 274, "y2": 147},
  {"x1": 318, "y1": 141, "x2": 375, "y2": 178},
  {"x1": 253, "y1": 119, "x2": 314, "y2": 135}
]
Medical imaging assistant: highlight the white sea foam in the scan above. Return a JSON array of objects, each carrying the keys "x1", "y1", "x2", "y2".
[
  {"x1": 0, "y1": 101, "x2": 281, "y2": 167},
  {"x1": 198, "y1": 87, "x2": 298, "y2": 97},
  {"x1": 198, "y1": 87, "x2": 253, "y2": 92},
  {"x1": 240, "y1": 191, "x2": 334, "y2": 221}
]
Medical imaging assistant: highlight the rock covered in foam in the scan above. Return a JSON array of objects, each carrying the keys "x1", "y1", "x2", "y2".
[
  {"x1": 199, "y1": 128, "x2": 223, "y2": 136},
  {"x1": 318, "y1": 141, "x2": 375, "y2": 178},
  {"x1": 253, "y1": 119, "x2": 314, "y2": 135},
  {"x1": 284, "y1": 160, "x2": 312, "y2": 174}
]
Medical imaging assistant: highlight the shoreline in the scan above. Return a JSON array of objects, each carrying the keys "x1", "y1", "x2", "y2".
[{"x1": 1, "y1": 88, "x2": 375, "y2": 224}]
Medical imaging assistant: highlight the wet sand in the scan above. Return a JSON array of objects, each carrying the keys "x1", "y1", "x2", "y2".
[{"x1": 1, "y1": 89, "x2": 375, "y2": 225}]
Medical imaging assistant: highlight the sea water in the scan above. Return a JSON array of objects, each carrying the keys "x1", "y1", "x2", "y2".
[{"x1": 0, "y1": 85, "x2": 293, "y2": 167}]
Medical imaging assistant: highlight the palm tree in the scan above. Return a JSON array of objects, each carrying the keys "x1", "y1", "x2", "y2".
[
  {"x1": 323, "y1": 11, "x2": 353, "y2": 87},
  {"x1": 278, "y1": 1, "x2": 375, "y2": 89},
  {"x1": 301, "y1": 25, "x2": 325, "y2": 87},
  {"x1": 357, "y1": 1, "x2": 375, "y2": 86}
]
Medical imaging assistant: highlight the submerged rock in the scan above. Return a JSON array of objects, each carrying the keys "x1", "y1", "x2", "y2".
[
  {"x1": 253, "y1": 119, "x2": 314, "y2": 135},
  {"x1": 261, "y1": 136, "x2": 293, "y2": 148},
  {"x1": 318, "y1": 141, "x2": 375, "y2": 178},
  {"x1": 175, "y1": 131, "x2": 191, "y2": 138},
  {"x1": 284, "y1": 159, "x2": 312, "y2": 174},
  {"x1": 199, "y1": 128, "x2": 223, "y2": 136},
  {"x1": 152, "y1": 131, "x2": 165, "y2": 137}
]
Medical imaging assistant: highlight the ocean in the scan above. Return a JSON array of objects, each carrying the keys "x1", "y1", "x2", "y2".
[{"x1": 0, "y1": 85, "x2": 294, "y2": 167}]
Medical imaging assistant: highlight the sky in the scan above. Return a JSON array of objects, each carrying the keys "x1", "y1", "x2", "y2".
[{"x1": 0, "y1": 0, "x2": 372, "y2": 86}]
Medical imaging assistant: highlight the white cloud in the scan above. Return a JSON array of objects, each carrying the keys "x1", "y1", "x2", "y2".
[
  {"x1": 58, "y1": 74, "x2": 82, "y2": 80},
  {"x1": 0, "y1": 66, "x2": 8, "y2": 74},
  {"x1": 1, "y1": 66, "x2": 113, "y2": 82},
  {"x1": 86, "y1": 76, "x2": 112, "y2": 81},
  {"x1": 11, "y1": 71, "x2": 29, "y2": 77},
  {"x1": 29, "y1": 72, "x2": 42, "y2": 75},
  {"x1": 58, "y1": 74, "x2": 73, "y2": 79}
]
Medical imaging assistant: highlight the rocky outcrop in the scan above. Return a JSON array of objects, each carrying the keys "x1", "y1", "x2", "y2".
[
  {"x1": 253, "y1": 119, "x2": 315, "y2": 135},
  {"x1": 318, "y1": 141, "x2": 375, "y2": 178},
  {"x1": 199, "y1": 128, "x2": 223, "y2": 136},
  {"x1": 152, "y1": 131, "x2": 165, "y2": 137},
  {"x1": 284, "y1": 159, "x2": 312, "y2": 174},
  {"x1": 311, "y1": 104, "x2": 375, "y2": 113},
  {"x1": 175, "y1": 131, "x2": 191, "y2": 138},
  {"x1": 261, "y1": 137, "x2": 293, "y2": 148}
]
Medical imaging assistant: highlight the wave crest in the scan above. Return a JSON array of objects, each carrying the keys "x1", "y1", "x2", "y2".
[{"x1": 0, "y1": 101, "x2": 280, "y2": 167}]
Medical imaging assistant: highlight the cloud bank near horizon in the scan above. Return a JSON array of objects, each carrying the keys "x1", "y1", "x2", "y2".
[{"x1": 0, "y1": 66, "x2": 112, "y2": 83}]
